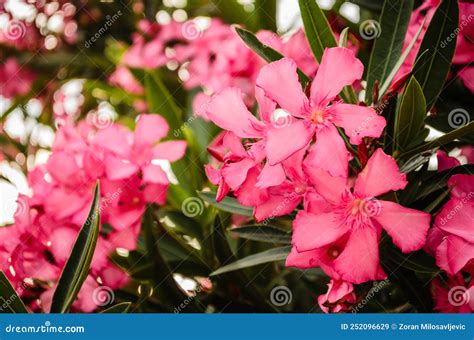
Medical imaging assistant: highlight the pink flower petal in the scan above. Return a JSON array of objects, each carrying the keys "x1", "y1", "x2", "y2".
[
  {"x1": 437, "y1": 236, "x2": 474, "y2": 275},
  {"x1": 142, "y1": 164, "x2": 169, "y2": 185},
  {"x1": 221, "y1": 158, "x2": 256, "y2": 191},
  {"x1": 105, "y1": 155, "x2": 140, "y2": 181},
  {"x1": 437, "y1": 150, "x2": 461, "y2": 171},
  {"x1": 94, "y1": 125, "x2": 133, "y2": 158},
  {"x1": 293, "y1": 211, "x2": 349, "y2": 252},
  {"x1": 235, "y1": 167, "x2": 269, "y2": 206},
  {"x1": 266, "y1": 120, "x2": 313, "y2": 165},
  {"x1": 285, "y1": 246, "x2": 324, "y2": 269},
  {"x1": 331, "y1": 103, "x2": 386, "y2": 145},
  {"x1": 303, "y1": 166, "x2": 347, "y2": 205},
  {"x1": 256, "y1": 58, "x2": 308, "y2": 117},
  {"x1": 354, "y1": 149, "x2": 407, "y2": 198},
  {"x1": 334, "y1": 226, "x2": 386, "y2": 284},
  {"x1": 305, "y1": 124, "x2": 349, "y2": 177},
  {"x1": 310, "y1": 47, "x2": 363, "y2": 105},
  {"x1": 153, "y1": 141, "x2": 187, "y2": 161},
  {"x1": 256, "y1": 162, "x2": 286, "y2": 188},
  {"x1": 135, "y1": 114, "x2": 169, "y2": 146},
  {"x1": 46, "y1": 152, "x2": 80, "y2": 185},
  {"x1": 435, "y1": 198, "x2": 474, "y2": 244},
  {"x1": 372, "y1": 201, "x2": 430, "y2": 253},
  {"x1": 254, "y1": 192, "x2": 301, "y2": 222},
  {"x1": 206, "y1": 87, "x2": 263, "y2": 138}
]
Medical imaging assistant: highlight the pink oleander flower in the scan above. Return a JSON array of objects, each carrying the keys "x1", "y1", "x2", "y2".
[
  {"x1": 123, "y1": 19, "x2": 182, "y2": 69},
  {"x1": 431, "y1": 274, "x2": 473, "y2": 313},
  {"x1": 0, "y1": 58, "x2": 35, "y2": 98},
  {"x1": 425, "y1": 174, "x2": 474, "y2": 275},
  {"x1": 0, "y1": 114, "x2": 185, "y2": 312},
  {"x1": 174, "y1": 20, "x2": 317, "y2": 115},
  {"x1": 318, "y1": 279, "x2": 356, "y2": 313},
  {"x1": 256, "y1": 47, "x2": 386, "y2": 176},
  {"x1": 286, "y1": 149, "x2": 430, "y2": 284}
]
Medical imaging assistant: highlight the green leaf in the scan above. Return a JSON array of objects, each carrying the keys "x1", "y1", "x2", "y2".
[
  {"x1": 298, "y1": 0, "x2": 337, "y2": 61},
  {"x1": 378, "y1": 17, "x2": 427, "y2": 98},
  {"x1": 365, "y1": 0, "x2": 414, "y2": 103},
  {"x1": 255, "y1": 0, "x2": 277, "y2": 31},
  {"x1": 399, "y1": 121, "x2": 474, "y2": 160},
  {"x1": 101, "y1": 302, "x2": 132, "y2": 313},
  {"x1": 210, "y1": 246, "x2": 291, "y2": 276},
  {"x1": 413, "y1": 0, "x2": 459, "y2": 111},
  {"x1": 338, "y1": 27, "x2": 350, "y2": 47},
  {"x1": 394, "y1": 77, "x2": 427, "y2": 151},
  {"x1": 229, "y1": 225, "x2": 292, "y2": 244},
  {"x1": 144, "y1": 71, "x2": 182, "y2": 133},
  {"x1": 50, "y1": 182, "x2": 101, "y2": 313},
  {"x1": 211, "y1": 0, "x2": 257, "y2": 31},
  {"x1": 198, "y1": 191, "x2": 253, "y2": 216},
  {"x1": 0, "y1": 271, "x2": 28, "y2": 313},
  {"x1": 234, "y1": 27, "x2": 311, "y2": 86}
]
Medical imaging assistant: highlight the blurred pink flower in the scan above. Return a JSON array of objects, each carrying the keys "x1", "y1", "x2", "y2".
[
  {"x1": 0, "y1": 114, "x2": 185, "y2": 312},
  {"x1": 0, "y1": 58, "x2": 35, "y2": 98}
]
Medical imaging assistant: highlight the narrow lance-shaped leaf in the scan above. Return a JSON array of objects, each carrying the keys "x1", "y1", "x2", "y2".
[
  {"x1": 0, "y1": 271, "x2": 28, "y2": 313},
  {"x1": 210, "y1": 246, "x2": 291, "y2": 276},
  {"x1": 229, "y1": 225, "x2": 292, "y2": 244},
  {"x1": 298, "y1": 0, "x2": 337, "y2": 61},
  {"x1": 50, "y1": 182, "x2": 101, "y2": 313},
  {"x1": 198, "y1": 191, "x2": 253, "y2": 216},
  {"x1": 413, "y1": 0, "x2": 459, "y2": 111},
  {"x1": 101, "y1": 302, "x2": 132, "y2": 313},
  {"x1": 399, "y1": 121, "x2": 474, "y2": 160},
  {"x1": 378, "y1": 17, "x2": 427, "y2": 98},
  {"x1": 234, "y1": 27, "x2": 311, "y2": 86},
  {"x1": 394, "y1": 77, "x2": 427, "y2": 151},
  {"x1": 144, "y1": 71, "x2": 182, "y2": 133},
  {"x1": 365, "y1": 0, "x2": 414, "y2": 103}
]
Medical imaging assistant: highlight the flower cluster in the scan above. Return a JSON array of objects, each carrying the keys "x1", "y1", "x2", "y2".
[
  {"x1": 116, "y1": 18, "x2": 317, "y2": 116},
  {"x1": 0, "y1": 115, "x2": 186, "y2": 312},
  {"x1": 203, "y1": 46, "x2": 436, "y2": 312}
]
